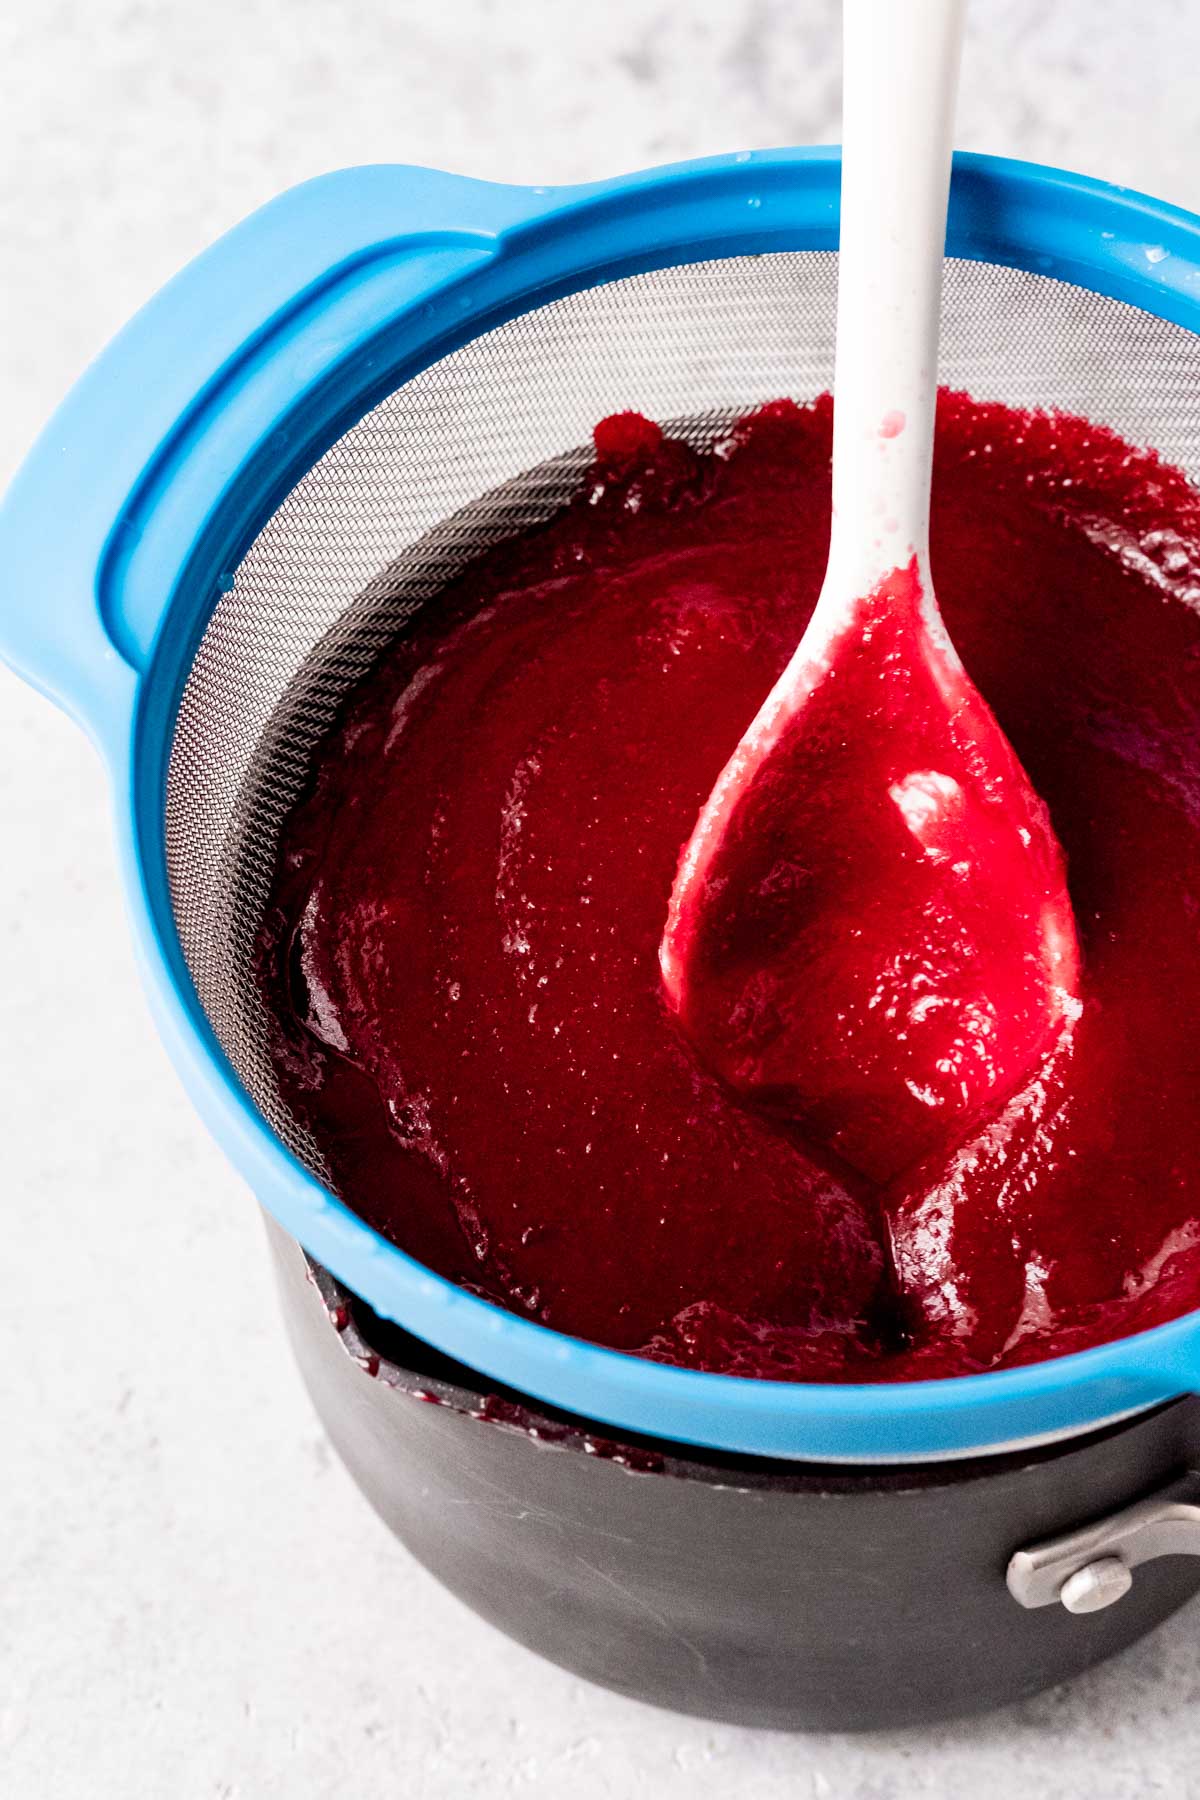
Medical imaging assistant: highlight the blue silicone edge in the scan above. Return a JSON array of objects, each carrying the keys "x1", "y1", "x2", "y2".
[{"x1": 6, "y1": 147, "x2": 1200, "y2": 1460}]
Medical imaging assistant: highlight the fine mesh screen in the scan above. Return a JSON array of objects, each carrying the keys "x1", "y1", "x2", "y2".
[{"x1": 164, "y1": 250, "x2": 1200, "y2": 1177}]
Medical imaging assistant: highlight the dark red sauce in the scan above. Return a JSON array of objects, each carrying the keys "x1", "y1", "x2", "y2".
[
  {"x1": 661, "y1": 555, "x2": 1079, "y2": 1186},
  {"x1": 256, "y1": 393, "x2": 1200, "y2": 1381}
]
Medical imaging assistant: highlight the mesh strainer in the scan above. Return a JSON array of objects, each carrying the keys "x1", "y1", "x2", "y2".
[{"x1": 6, "y1": 149, "x2": 1200, "y2": 1460}]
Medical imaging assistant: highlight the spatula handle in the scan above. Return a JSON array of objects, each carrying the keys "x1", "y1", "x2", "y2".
[{"x1": 827, "y1": 0, "x2": 965, "y2": 602}]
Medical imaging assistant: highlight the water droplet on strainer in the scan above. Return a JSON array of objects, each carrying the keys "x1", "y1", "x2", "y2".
[
  {"x1": 747, "y1": 196, "x2": 762, "y2": 210},
  {"x1": 217, "y1": 571, "x2": 236, "y2": 594}
]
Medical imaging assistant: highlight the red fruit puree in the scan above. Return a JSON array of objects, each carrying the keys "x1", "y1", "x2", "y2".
[
  {"x1": 256, "y1": 393, "x2": 1200, "y2": 1381},
  {"x1": 660, "y1": 557, "x2": 1080, "y2": 1186}
]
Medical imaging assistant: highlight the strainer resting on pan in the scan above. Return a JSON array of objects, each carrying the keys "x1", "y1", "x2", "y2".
[{"x1": 6, "y1": 149, "x2": 1200, "y2": 1460}]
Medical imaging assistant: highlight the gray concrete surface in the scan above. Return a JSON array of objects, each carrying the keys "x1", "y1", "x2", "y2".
[{"x1": 4, "y1": 3, "x2": 1200, "y2": 1794}]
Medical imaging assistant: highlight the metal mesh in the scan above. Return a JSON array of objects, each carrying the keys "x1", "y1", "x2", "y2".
[{"x1": 164, "y1": 251, "x2": 1200, "y2": 1177}]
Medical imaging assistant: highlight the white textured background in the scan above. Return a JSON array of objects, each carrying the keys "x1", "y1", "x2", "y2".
[{"x1": 4, "y1": 3, "x2": 1200, "y2": 1795}]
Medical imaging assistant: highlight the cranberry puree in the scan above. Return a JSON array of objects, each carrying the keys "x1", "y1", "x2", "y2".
[
  {"x1": 256, "y1": 393, "x2": 1200, "y2": 1381},
  {"x1": 660, "y1": 555, "x2": 1080, "y2": 1186}
]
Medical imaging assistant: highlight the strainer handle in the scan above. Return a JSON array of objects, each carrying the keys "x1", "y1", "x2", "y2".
[
  {"x1": 0, "y1": 166, "x2": 559, "y2": 761},
  {"x1": 12, "y1": 148, "x2": 1199, "y2": 770}
]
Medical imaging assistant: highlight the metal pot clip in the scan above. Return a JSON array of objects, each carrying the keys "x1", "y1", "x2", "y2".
[{"x1": 1007, "y1": 1473, "x2": 1200, "y2": 1614}]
